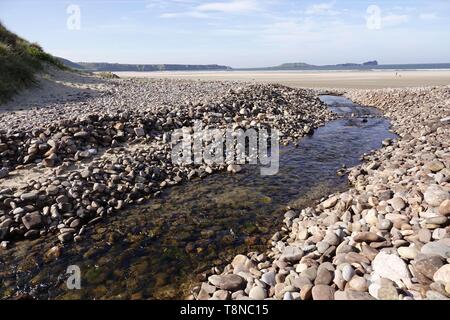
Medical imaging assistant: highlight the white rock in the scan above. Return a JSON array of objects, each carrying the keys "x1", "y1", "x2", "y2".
[
  {"x1": 424, "y1": 185, "x2": 449, "y2": 207},
  {"x1": 368, "y1": 282, "x2": 381, "y2": 299},
  {"x1": 372, "y1": 252, "x2": 411, "y2": 282},
  {"x1": 322, "y1": 196, "x2": 338, "y2": 209},
  {"x1": 433, "y1": 264, "x2": 450, "y2": 283},
  {"x1": 342, "y1": 265, "x2": 355, "y2": 282},
  {"x1": 261, "y1": 271, "x2": 276, "y2": 287},
  {"x1": 397, "y1": 246, "x2": 418, "y2": 260},
  {"x1": 280, "y1": 246, "x2": 303, "y2": 263},
  {"x1": 249, "y1": 286, "x2": 267, "y2": 300}
]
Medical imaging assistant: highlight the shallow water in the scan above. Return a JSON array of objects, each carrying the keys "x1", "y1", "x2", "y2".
[{"x1": 0, "y1": 96, "x2": 397, "y2": 300}]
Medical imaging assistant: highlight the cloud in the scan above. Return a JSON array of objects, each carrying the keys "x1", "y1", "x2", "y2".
[
  {"x1": 160, "y1": 11, "x2": 209, "y2": 19},
  {"x1": 146, "y1": 0, "x2": 196, "y2": 9},
  {"x1": 381, "y1": 14, "x2": 409, "y2": 27},
  {"x1": 305, "y1": 2, "x2": 340, "y2": 16},
  {"x1": 160, "y1": 0, "x2": 260, "y2": 19},
  {"x1": 196, "y1": 0, "x2": 259, "y2": 13},
  {"x1": 419, "y1": 13, "x2": 438, "y2": 20}
]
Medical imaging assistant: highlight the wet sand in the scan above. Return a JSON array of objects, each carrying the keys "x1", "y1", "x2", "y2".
[{"x1": 114, "y1": 70, "x2": 450, "y2": 89}]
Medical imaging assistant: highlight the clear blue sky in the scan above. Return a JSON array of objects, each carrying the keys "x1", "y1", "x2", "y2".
[{"x1": 1, "y1": 0, "x2": 449, "y2": 67}]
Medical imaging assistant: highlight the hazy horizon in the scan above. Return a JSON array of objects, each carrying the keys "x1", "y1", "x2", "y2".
[{"x1": 1, "y1": 0, "x2": 450, "y2": 68}]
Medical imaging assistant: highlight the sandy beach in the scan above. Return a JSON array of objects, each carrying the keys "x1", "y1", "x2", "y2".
[{"x1": 115, "y1": 70, "x2": 450, "y2": 89}]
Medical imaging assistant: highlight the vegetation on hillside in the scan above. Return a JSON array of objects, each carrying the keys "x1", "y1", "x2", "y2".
[{"x1": 0, "y1": 22, "x2": 66, "y2": 103}]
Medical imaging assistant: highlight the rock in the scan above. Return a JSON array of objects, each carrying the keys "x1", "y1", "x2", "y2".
[
  {"x1": 322, "y1": 196, "x2": 338, "y2": 209},
  {"x1": 280, "y1": 246, "x2": 303, "y2": 263},
  {"x1": 93, "y1": 183, "x2": 107, "y2": 193},
  {"x1": 134, "y1": 127, "x2": 145, "y2": 137},
  {"x1": 293, "y1": 275, "x2": 312, "y2": 289},
  {"x1": 45, "y1": 246, "x2": 62, "y2": 261},
  {"x1": 391, "y1": 197, "x2": 406, "y2": 211},
  {"x1": 208, "y1": 274, "x2": 246, "y2": 291},
  {"x1": 333, "y1": 269, "x2": 345, "y2": 290},
  {"x1": 426, "y1": 290, "x2": 450, "y2": 300},
  {"x1": 231, "y1": 254, "x2": 254, "y2": 273},
  {"x1": 196, "y1": 289, "x2": 211, "y2": 300},
  {"x1": 368, "y1": 283, "x2": 381, "y2": 299},
  {"x1": 397, "y1": 246, "x2": 419, "y2": 260},
  {"x1": 421, "y1": 238, "x2": 450, "y2": 259},
  {"x1": 300, "y1": 284, "x2": 313, "y2": 300},
  {"x1": 425, "y1": 160, "x2": 445, "y2": 173},
  {"x1": 346, "y1": 251, "x2": 371, "y2": 264},
  {"x1": 317, "y1": 241, "x2": 330, "y2": 254},
  {"x1": 283, "y1": 292, "x2": 293, "y2": 300},
  {"x1": 76, "y1": 150, "x2": 91, "y2": 159},
  {"x1": 227, "y1": 164, "x2": 242, "y2": 174},
  {"x1": 360, "y1": 245, "x2": 379, "y2": 261},
  {"x1": 58, "y1": 232, "x2": 74, "y2": 243},
  {"x1": 334, "y1": 290, "x2": 347, "y2": 300},
  {"x1": 365, "y1": 209, "x2": 379, "y2": 226},
  {"x1": 372, "y1": 252, "x2": 411, "y2": 282},
  {"x1": 414, "y1": 255, "x2": 445, "y2": 280},
  {"x1": 70, "y1": 219, "x2": 81, "y2": 228},
  {"x1": 200, "y1": 283, "x2": 216, "y2": 295},
  {"x1": 284, "y1": 210, "x2": 297, "y2": 219},
  {"x1": 249, "y1": 286, "x2": 267, "y2": 300},
  {"x1": 261, "y1": 271, "x2": 276, "y2": 287},
  {"x1": 348, "y1": 276, "x2": 368, "y2": 292},
  {"x1": 21, "y1": 212, "x2": 42, "y2": 230},
  {"x1": 438, "y1": 200, "x2": 450, "y2": 216},
  {"x1": 45, "y1": 185, "x2": 59, "y2": 196},
  {"x1": 345, "y1": 290, "x2": 375, "y2": 300},
  {"x1": 354, "y1": 232, "x2": 384, "y2": 243},
  {"x1": 0, "y1": 218, "x2": 13, "y2": 229},
  {"x1": 432, "y1": 228, "x2": 447, "y2": 240},
  {"x1": 424, "y1": 185, "x2": 449, "y2": 207},
  {"x1": 56, "y1": 195, "x2": 68, "y2": 204},
  {"x1": 302, "y1": 267, "x2": 317, "y2": 282},
  {"x1": 324, "y1": 232, "x2": 340, "y2": 246},
  {"x1": 419, "y1": 228, "x2": 432, "y2": 243},
  {"x1": 74, "y1": 131, "x2": 89, "y2": 139},
  {"x1": 20, "y1": 191, "x2": 39, "y2": 202},
  {"x1": 342, "y1": 265, "x2": 355, "y2": 282},
  {"x1": 382, "y1": 138, "x2": 392, "y2": 146},
  {"x1": 0, "y1": 168, "x2": 9, "y2": 179},
  {"x1": 315, "y1": 266, "x2": 333, "y2": 285},
  {"x1": 0, "y1": 227, "x2": 8, "y2": 241},
  {"x1": 312, "y1": 285, "x2": 335, "y2": 300},
  {"x1": 378, "y1": 284, "x2": 399, "y2": 300},
  {"x1": 433, "y1": 264, "x2": 450, "y2": 283},
  {"x1": 24, "y1": 230, "x2": 39, "y2": 238},
  {"x1": 426, "y1": 216, "x2": 448, "y2": 225},
  {"x1": 378, "y1": 219, "x2": 392, "y2": 231},
  {"x1": 446, "y1": 282, "x2": 450, "y2": 296},
  {"x1": 212, "y1": 290, "x2": 230, "y2": 300}
]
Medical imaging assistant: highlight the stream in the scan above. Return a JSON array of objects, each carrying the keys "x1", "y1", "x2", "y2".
[{"x1": 0, "y1": 95, "x2": 397, "y2": 300}]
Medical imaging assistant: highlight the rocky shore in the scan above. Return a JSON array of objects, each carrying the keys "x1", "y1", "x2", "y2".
[
  {"x1": 0, "y1": 77, "x2": 333, "y2": 246},
  {"x1": 193, "y1": 85, "x2": 450, "y2": 300}
]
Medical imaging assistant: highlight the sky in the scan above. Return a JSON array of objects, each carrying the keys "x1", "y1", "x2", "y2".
[{"x1": 1, "y1": 0, "x2": 450, "y2": 68}]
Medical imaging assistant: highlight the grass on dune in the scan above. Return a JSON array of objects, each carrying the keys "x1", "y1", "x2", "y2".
[{"x1": 0, "y1": 22, "x2": 66, "y2": 104}]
